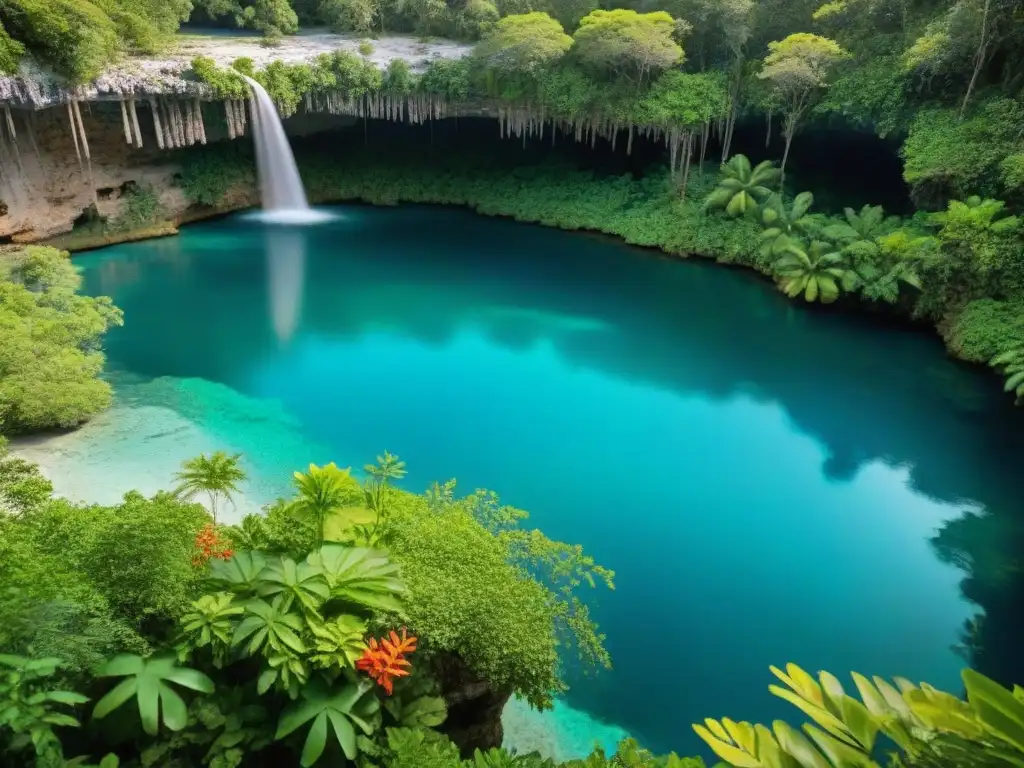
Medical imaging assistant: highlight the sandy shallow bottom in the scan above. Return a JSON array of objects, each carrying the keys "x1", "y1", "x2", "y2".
[{"x1": 11, "y1": 372, "x2": 633, "y2": 760}]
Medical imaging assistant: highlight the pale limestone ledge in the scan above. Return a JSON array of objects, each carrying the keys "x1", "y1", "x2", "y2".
[{"x1": 0, "y1": 32, "x2": 474, "y2": 108}]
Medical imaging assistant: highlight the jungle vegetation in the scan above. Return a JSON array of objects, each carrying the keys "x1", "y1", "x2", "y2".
[
  {"x1": 3, "y1": 441, "x2": 1024, "y2": 767},
  {"x1": 0, "y1": 246, "x2": 122, "y2": 434}
]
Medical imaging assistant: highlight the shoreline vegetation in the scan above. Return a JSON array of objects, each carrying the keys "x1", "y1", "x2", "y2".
[
  {"x1": 59, "y1": 140, "x2": 1020, "y2": 396},
  {"x1": 4, "y1": 0, "x2": 1024, "y2": 760}
]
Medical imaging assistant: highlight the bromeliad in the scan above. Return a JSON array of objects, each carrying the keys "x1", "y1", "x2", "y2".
[{"x1": 356, "y1": 628, "x2": 417, "y2": 694}]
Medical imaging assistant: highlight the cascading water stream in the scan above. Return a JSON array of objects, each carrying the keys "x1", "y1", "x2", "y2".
[
  {"x1": 241, "y1": 75, "x2": 331, "y2": 342},
  {"x1": 242, "y1": 74, "x2": 310, "y2": 215}
]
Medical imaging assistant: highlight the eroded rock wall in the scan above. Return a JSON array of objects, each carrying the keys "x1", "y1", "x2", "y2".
[{"x1": 0, "y1": 99, "x2": 362, "y2": 243}]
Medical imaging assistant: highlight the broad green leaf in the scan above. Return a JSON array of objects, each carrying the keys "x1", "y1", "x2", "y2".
[
  {"x1": 802, "y1": 724, "x2": 872, "y2": 767},
  {"x1": 138, "y1": 675, "x2": 160, "y2": 735},
  {"x1": 773, "y1": 721, "x2": 830, "y2": 768},
  {"x1": 160, "y1": 667, "x2": 215, "y2": 693},
  {"x1": 769, "y1": 685, "x2": 851, "y2": 742},
  {"x1": 300, "y1": 711, "x2": 329, "y2": 767},
  {"x1": 964, "y1": 668, "x2": 1024, "y2": 750},
  {"x1": 692, "y1": 724, "x2": 760, "y2": 768},
  {"x1": 159, "y1": 684, "x2": 188, "y2": 731},
  {"x1": 97, "y1": 655, "x2": 144, "y2": 678},
  {"x1": 308, "y1": 545, "x2": 405, "y2": 612},
  {"x1": 327, "y1": 709, "x2": 357, "y2": 759},
  {"x1": 93, "y1": 679, "x2": 137, "y2": 719}
]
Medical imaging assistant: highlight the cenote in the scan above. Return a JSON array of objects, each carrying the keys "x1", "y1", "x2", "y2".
[{"x1": 74, "y1": 205, "x2": 1024, "y2": 758}]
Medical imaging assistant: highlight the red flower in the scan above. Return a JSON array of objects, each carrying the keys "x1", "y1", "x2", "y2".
[{"x1": 356, "y1": 628, "x2": 417, "y2": 695}]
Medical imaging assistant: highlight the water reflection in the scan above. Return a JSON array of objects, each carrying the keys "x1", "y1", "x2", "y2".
[
  {"x1": 77, "y1": 205, "x2": 1024, "y2": 703},
  {"x1": 264, "y1": 226, "x2": 305, "y2": 342}
]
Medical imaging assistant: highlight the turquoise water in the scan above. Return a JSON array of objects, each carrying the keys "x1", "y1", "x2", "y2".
[{"x1": 77, "y1": 206, "x2": 1024, "y2": 757}]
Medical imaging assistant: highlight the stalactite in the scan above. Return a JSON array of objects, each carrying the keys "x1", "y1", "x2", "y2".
[
  {"x1": 225, "y1": 100, "x2": 236, "y2": 140},
  {"x1": 159, "y1": 100, "x2": 174, "y2": 148},
  {"x1": 0, "y1": 130, "x2": 19, "y2": 206},
  {"x1": 175, "y1": 102, "x2": 186, "y2": 147},
  {"x1": 71, "y1": 98, "x2": 96, "y2": 203},
  {"x1": 72, "y1": 99, "x2": 91, "y2": 162},
  {"x1": 24, "y1": 112, "x2": 42, "y2": 169},
  {"x1": 3, "y1": 107, "x2": 23, "y2": 180},
  {"x1": 128, "y1": 99, "x2": 143, "y2": 148},
  {"x1": 184, "y1": 100, "x2": 195, "y2": 146},
  {"x1": 66, "y1": 101, "x2": 83, "y2": 167},
  {"x1": 150, "y1": 98, "x2": 166, "y2": 150},
  {"x1": 195, "y1": 100, "x2": 207, "y2": 144},
  {"x1": 120, "y1": 100, "x2": 132, "y2": 145},
  {"x1": 4, "y1": 107, "x2": 15, "y2": 142}
]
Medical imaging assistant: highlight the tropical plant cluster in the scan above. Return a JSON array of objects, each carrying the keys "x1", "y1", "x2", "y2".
[
  {"x1": 5, "y1": 443, "x2": 1024, "y2": 767},
  {"x1": 0, "y1": 443, "x2": 646, "y2": 767},
  {"x1": 0, "y1": 245, "x2": 122, "y2": 433}
]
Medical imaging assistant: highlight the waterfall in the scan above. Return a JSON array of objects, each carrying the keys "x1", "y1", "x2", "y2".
[{"x1": 242, "y1": 75, "x2": 316, "y2": 219}]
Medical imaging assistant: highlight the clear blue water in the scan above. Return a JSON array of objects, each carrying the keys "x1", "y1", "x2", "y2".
[{"x1": 77, "y1": 206, "x2": 1024, "y2": 757}]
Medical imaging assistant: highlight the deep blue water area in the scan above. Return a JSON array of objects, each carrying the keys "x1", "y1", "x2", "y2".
[{"x1": 77, "y1": 206, "x2": 1024, "y2": 757}]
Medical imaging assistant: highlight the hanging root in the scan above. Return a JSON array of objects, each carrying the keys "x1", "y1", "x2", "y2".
[
  {"x1": 120, "y1": 99, "x2": 132, "y2": 145},
  {"x1": 150, "y1": 98, "x2": 165, "y2": 150},
  {"x1": 129, "y1": 98, "x2": 143, "y2": 148}
]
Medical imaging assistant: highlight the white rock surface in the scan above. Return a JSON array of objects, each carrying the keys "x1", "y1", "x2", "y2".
[{"x1": 0, "y1": 30, "x2": 473, "y2": 107}]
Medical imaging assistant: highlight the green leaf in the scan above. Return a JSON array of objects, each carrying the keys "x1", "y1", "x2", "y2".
[
  {"x1": 964, "y1": 668, "x2": 1024, "y2": 751},
  {"x1": 773, "y1": 720, "x2": 830, "y2": 768},
  {"x1": 308, "y1": 546, "x2": 405, "y2": 612},
  {"x1": 160, "y1": 667, "x2": 215, "y2": 693},
  {"x1": 138, "y1": 674, "x2": 160, "y2": 735},
  {"x1": 258, "y1": 669, "x2": 278, "y2": 695},
  {"x1": 300, "y1": 711, "x2": 329, "y2": 767},
  {"x1": 327, "y1": 709, "x2": 357, "y2": 759},
  {"x1": 692, "y1": 723, "x2": 760, "y2": 768},
  {"x1": 159, "y1": 684, "x2": 188, "y2": 731},
  {"x1": 93, "y1": 678, "x2": 137, "y2": 720},
  {"x1": 44, "y1": 691, "x2": 89, "y2": 705}
]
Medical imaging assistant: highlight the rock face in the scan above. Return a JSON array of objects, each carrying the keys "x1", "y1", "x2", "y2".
[
  {"x1": 0, "y1": 33, "x2": 472, "y2": 244},
  {"x1": 0, "y1": 98, "x2": 366, "y2": 243},
  {"x1": 0, "y1": 102, "x2": 184, "y2": 242},
  {"x1": 434, "y1": 653, "x2": 512, "y2": 757}
]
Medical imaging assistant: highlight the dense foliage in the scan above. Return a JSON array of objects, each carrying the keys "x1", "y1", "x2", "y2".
[
  {"x1": 0, "y1": 246, "x2": 122, "y2": 433},
  {"x1": 4, "y1": 442, "x2": 1024, "y2": 766},
  {"x1": 0, "y1": 447, "x2": 649, "y2": 766}
]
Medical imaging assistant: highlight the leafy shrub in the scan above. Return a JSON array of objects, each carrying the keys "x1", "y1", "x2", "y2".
[
  {"x1": 944, "y1": 298, "x2": 1024, "y2": 363},
  {"x1": 109, "y1": 183, "x2": 162, "y2": 233},
  {"x1": 0, "y1": 246, "x2": 122, "y2": 433}
]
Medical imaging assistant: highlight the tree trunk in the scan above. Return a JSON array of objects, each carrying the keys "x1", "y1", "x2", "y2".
[
  {"x1": 960, "y1": 0, "x2": 991, "y2": 118},
  {"x1": 780, "y1": 128, "x2": 794, "y2": 189}
]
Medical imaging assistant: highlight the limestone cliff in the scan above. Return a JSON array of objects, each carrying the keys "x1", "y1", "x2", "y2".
[{"x1": 0, "y1": 33, "x2": 471, "y2": 244}]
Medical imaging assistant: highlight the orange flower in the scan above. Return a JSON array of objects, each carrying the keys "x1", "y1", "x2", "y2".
[
  {"x1": 192, "y1": 523, "x2": 233, "y2": 567},
  {"x1": 357, "y1": 627, "x2": 417, "y2": 695}
]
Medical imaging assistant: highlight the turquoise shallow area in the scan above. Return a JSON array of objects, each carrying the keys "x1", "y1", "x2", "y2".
[{"x1": 77, "y1": 206, "x2": 1024, "y2": 758}]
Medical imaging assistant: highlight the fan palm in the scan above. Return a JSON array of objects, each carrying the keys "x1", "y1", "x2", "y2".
[
  {"x1": 823, "y1": 204, "x2": 901, "y2": 254},
  {"x1": 773, "y1": 240, "x2": 856, "y2": 303},
  {"x1": 758, "y1": 191, "x2": 817, "y2": 261},
  {"x1": 704, "y1": 154, "x2": 780, "y2": 217},
  {"x1": 174, "y1": 452, "x2": 246, "y2": 524},
  {"x1": 289, "y1": 463, "x2": 361, "y2": 548}
]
